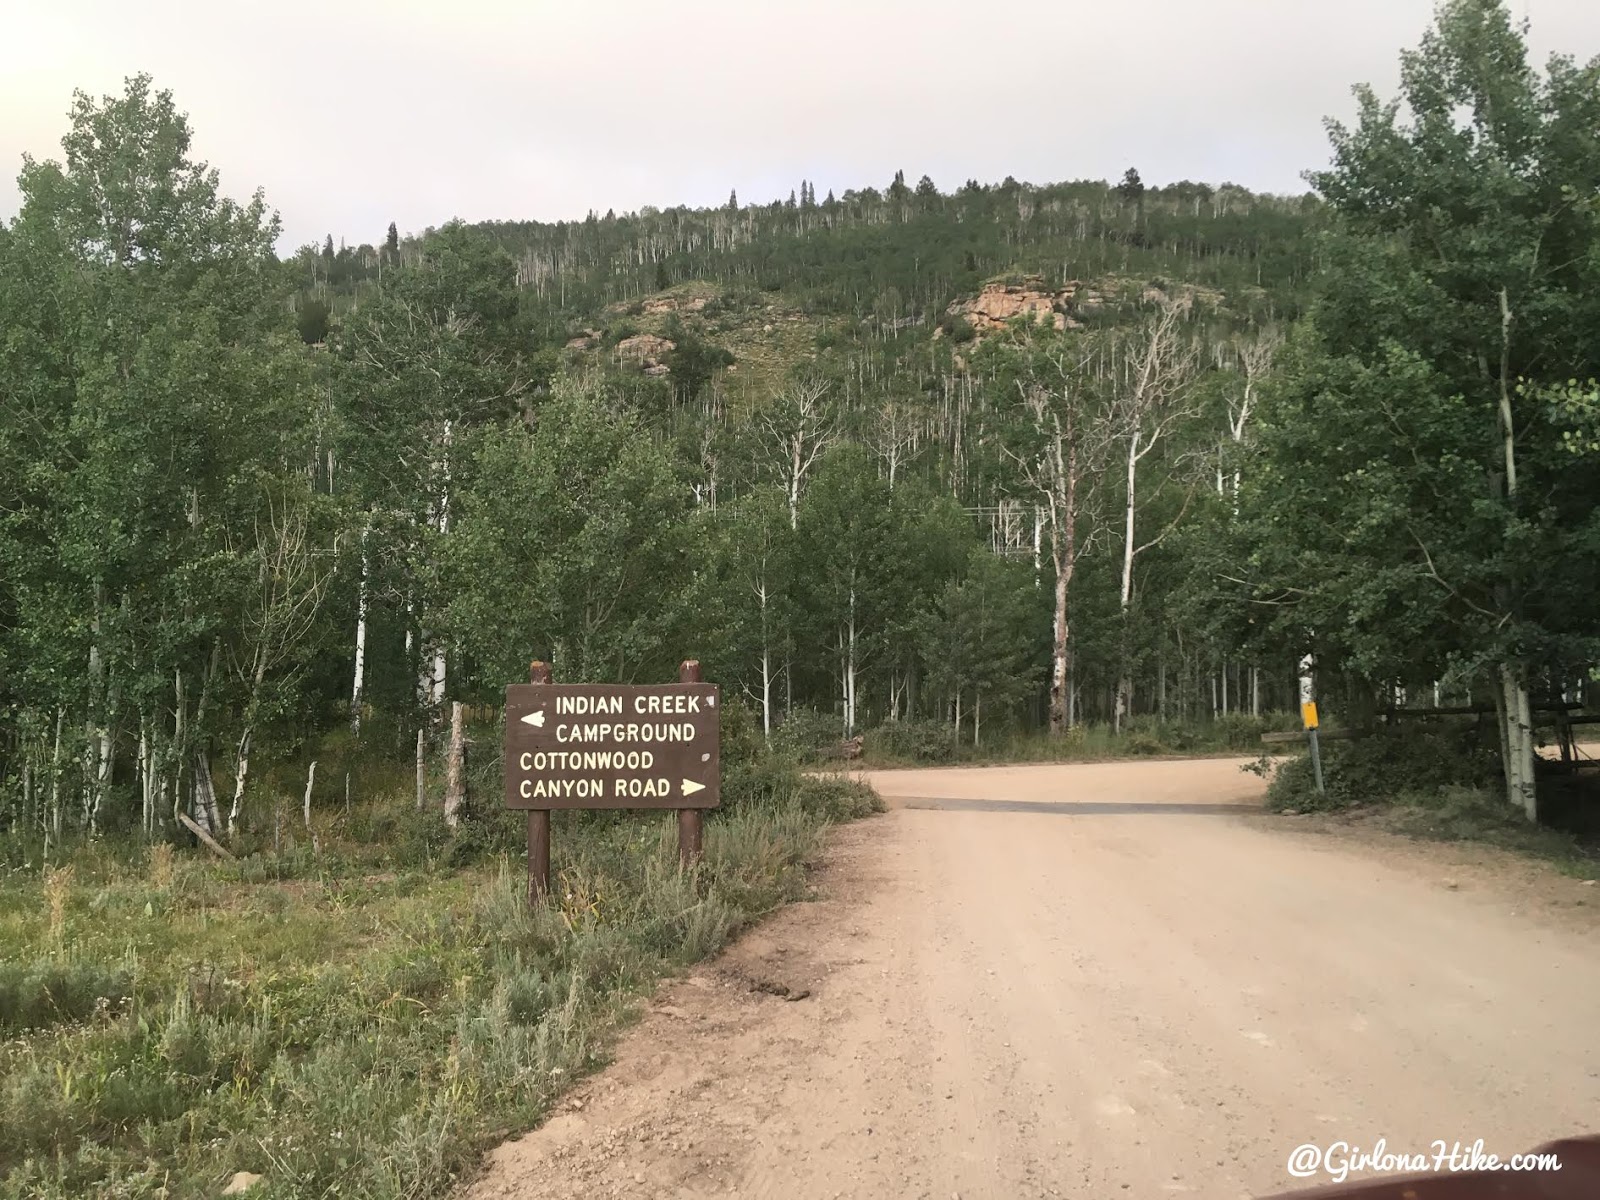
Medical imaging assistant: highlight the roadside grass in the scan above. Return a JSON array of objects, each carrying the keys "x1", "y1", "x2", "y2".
[
  {"x1": 0, "y1": 743, "x2": 875, "y2": 1199},
  {"x1": 1381, "y1": 786, "x2": 1600, "y2": 877},
  {"x1": 1261, "y1": 722, "x2": 1600, "y2": 878}
]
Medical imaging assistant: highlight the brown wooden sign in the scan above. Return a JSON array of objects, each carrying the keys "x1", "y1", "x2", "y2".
[{"x1": 503, "y1": 681, "x2": 721, "y2": 811}]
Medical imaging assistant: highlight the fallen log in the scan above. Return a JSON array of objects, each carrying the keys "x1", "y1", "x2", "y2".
[{"x1": 177, "y1": 811, "x2": 237, "y2": 861}]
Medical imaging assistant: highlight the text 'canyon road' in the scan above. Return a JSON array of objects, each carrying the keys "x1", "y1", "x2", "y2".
[{"x1": 503, "y1": 682, "x2": 721, "y2": 810}]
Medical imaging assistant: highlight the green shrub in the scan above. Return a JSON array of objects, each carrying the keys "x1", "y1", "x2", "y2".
[
  {"x1": 1123, "y1": 731, "x2": 1166, "y2": 755},
  {"x1": 769, "y1": 708, "x2": 843, "y2": 763},
  {"x1": 938, "y1": 313, "x2": 977, "y2": 343},
  {"x1": 603, "y1": 320, "x2": 639, "y2": 346},
  {"x1": 862, "y1": 719, "x2": 958, "y2": 763},
  {"x1": 1266, "y1": 723, "x2": 1499, "y2": 812},
  {"x1": 792, "y1": 775, "x2": 880, "y2": 821},
  {"x1": 1212, "y1": 712, "x2": 1292, "y2": 750}
]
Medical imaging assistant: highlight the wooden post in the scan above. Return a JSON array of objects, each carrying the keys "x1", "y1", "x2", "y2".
[
  {"x1": 302, "y1": 760, "x2": 317, "y2": 830},
  {"x1": 527, "y1": 661, "x2": 552, "y2": 901},
  {"x1": 677, "y1": 659, "x2": 704, "y2": 867}
]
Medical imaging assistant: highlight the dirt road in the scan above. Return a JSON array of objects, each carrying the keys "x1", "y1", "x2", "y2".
[{"x1": 465, "y1": 758, "x2": 1600, "y2": 1200}]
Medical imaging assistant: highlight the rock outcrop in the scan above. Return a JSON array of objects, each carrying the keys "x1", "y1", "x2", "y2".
[
  {"x1": 938, "y1": 276, "x2": 1084, "y2": 339},
  {"x1": 615, "y1": 333, "x2": 676, "y2": 374},
  {"x1": 615, "y1": 333, "x2": 676, "y2": 360},
  {"x1": 640, "y1": 294, "x2": 708, "y2": 316}
]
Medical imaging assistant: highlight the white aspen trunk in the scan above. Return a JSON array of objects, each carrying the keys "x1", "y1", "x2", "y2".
[
  {"x1": 1492, "y1": 289, "x2": 1534, "y2": 820},
  {"x1": 89, "y1": 592, "x2": 125, "y2": 831},
  {"x1": 1221, "y1": 662, "x2": 1229, "y2": 715},
  {"x1": 789, "y1": 438, "x2": 802, "y2": 530},
  {"x1": 85, "y1": 592, "x2": 104, "y2": 825},
  {"x1": 428, "y1": 427, "x2": 452, "y2": 710},
  {"x1": 1251, "y1": 667, "x2": 1260, "y2": 718},
  {"x1": 444, "y1": 703, "x2": 465, "y2": 828},
  {"x1": 974, "y1": 694, "x2": 982, "y2": 748},
  {"x1": 171, "y1": 672, "x2": 186, "y2": 825},
  {"x1": 1115, "y1": 434, "x2": 1138, "y2": 733},
  {"x1": 1499, "y1": 664, "x2": 1537, "y2": 821},
  {"x1": 49, "y1": 708, "x2": 64, "y2": 840},
  {"x1": 1050, "y1": 558, "x2": 1069, "y2": 734},
  {"x1": 228, "y1": 727, "x2": 252, "y2": 836},
  {"x1": 1032, "y1": 509, "x2": 1042, "y2": 587},
  {"x1": 760, "y1": 645, "x2": 772, "y2": 740},
  {"x1": 302, "y1": 760, "x2": 317, "y2": 830},
  {"x1": 139, "y1": 722, "x2": 152, "y2": 835},
  {"x1": 440, "y1": 419, "x2": 453, "y2": 534},
  {"x1": 415, "y1": 728, "x2": 426, "y2": 811},
  {"x1": 1497, "y1": 289, "x2": 1518, "y2": 496},
  {"x1": 844, "y1": 583, "x2": 858, "y2": 737},
  {"x1": 228, "y1": 656, "x2": 268, "y2": 836},
  {"x1": 953, "y1": 688, "x2": 962, "y2": 743},
  {"x1": 430, "y1": 647, "x2": 447, "y2": 708},
  {"x1": 192, "y1": 752, "x2": 221, "y2": 837},
  {"x1": 350, "y1": 520, "x2": 371, "y2": 736},
  {"x1": 757, "y1": 579, "x2": 772, "y2": 740},
  {"x1": 91, "y1": 723, "x2": 114, "y2": 835}
]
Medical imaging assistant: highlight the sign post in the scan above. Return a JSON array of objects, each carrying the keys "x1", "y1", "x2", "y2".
[
  {"x1": 676, "y1": 660, "x2": 706, "y2": 865},
  {"x1": 526, "y1": 661, "x2": 553, "y2": 901},
  {"x1": 506, "y1": 659, "x2": 720, "y2": 903},
  {"x1": 1299, "y1": 654, "x2": 1326, "y2": 797}
]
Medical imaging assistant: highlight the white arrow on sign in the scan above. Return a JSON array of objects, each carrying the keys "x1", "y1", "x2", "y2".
[
  {"x1": 680, "y1": 778, "x2": 706, "y2": 797},
  {"x1": 706, "y1": 694, "x2": 715, "y2": 707},
  {"x1": 520, "y1": 709, "x2": 545, "y2": 728}
]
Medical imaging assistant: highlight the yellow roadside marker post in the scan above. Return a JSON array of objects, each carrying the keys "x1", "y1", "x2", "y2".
[{"x1": 1302, "y1": 700, "x2": 1325, "y2": 796}]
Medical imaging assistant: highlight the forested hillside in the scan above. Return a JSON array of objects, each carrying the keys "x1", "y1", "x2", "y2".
[{"x1": 4, "y1": 0, "x2": 1599, "y2": 855}]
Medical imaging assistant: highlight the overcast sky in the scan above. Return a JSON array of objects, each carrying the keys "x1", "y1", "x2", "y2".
[{"x1": 3, "y1": 1, "x2": 1598, "y2": 253}]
